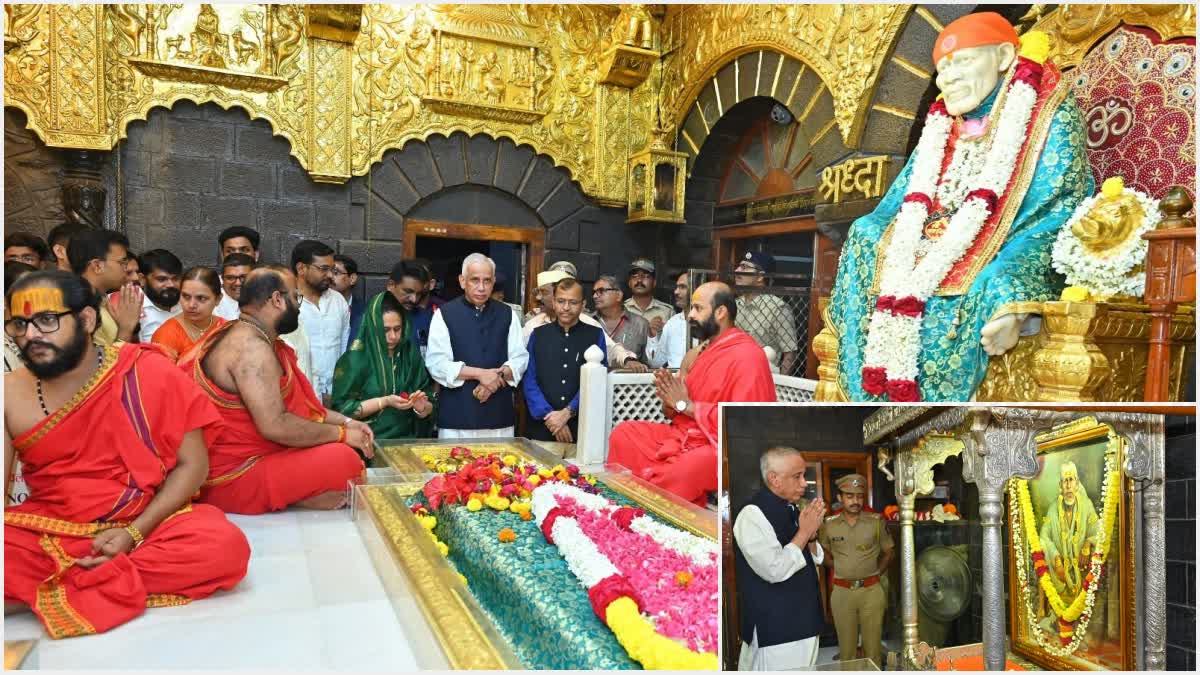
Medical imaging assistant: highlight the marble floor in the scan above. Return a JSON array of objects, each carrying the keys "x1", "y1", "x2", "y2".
[{"x1": 4, "y1": 509, "x2": 418, "y2": 670}]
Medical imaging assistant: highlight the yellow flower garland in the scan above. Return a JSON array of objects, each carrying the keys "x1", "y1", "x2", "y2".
[
  {"x1": 1015, "y1": 458, "x2": 1121, "y2": 623},
  {"x1": 604, "y1": 597, "x2": 719, "y2": 670}
]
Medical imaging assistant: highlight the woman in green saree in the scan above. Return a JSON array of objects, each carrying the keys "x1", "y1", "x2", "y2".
[{"x1": 333, "y1": 292, "x2": 436, "y2": 439}]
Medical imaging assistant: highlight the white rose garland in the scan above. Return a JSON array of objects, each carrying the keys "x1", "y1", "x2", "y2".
[{"x1": 1051, "y1": 187, "x2": 1160, "y2": 299}]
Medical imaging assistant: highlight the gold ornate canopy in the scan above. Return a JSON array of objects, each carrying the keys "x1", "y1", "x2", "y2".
[{"x1": 3, "y1": 3, "x2": 917, "y2": 203}]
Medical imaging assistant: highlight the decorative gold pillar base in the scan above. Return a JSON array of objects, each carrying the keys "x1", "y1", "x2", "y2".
[
  {"x1": 813, "y1": 298, "x2": 848, "y2": 402},
  {"x1": 1031, "y1": 301, "x2": 1110, "y2": 401}
]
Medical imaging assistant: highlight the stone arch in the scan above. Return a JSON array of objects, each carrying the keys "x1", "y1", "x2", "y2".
[
  {"x1": 358, "y1": 132, "x2": 590, "y2": 239},
  {"x1": 3, "y1": 107, "x2": 67, "y2": 239},
  {"x1": 676, "y1": 49, "x2": 851, "y2": 177},
  {"x1": 348, "y1": 131, "x2": 657, "y2": 293}
]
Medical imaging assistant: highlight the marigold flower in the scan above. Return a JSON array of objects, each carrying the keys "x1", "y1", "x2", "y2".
[
  {"x1": 520, "y1": 510, "x2": 533, "y2": 521},
  {"x1": 466, "y1": 498, "x2": 483, "y2": 512},
  {"x1": 498, "y1": 528, "x2": 517, "y2": 543},
  {"x1": 502, "y1": 454, "x2": 518, "y2": 466}
]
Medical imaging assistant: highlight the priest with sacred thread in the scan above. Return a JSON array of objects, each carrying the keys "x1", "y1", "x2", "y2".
[
  {"x1": 3, "y1": 272, "x2": 250, "y2": 638},
  {"x1": 179, "y1": 266, "x2": 372, "y2": 514},
  {"x1": 828, "y1": 11, "x2": 1093, "y2": 401},
  {"x1": 607, "y1": 281, "x2": 777, "y2": 505}
]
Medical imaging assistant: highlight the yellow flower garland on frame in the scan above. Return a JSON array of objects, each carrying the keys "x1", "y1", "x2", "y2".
[{"x1": 604, "y1": 597, "x2": 719, "y2": 670}]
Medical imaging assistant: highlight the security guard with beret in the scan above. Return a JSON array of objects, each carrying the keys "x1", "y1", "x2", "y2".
[{"x1": 818, "y1": 473, "x2": 894, "y2": 667}]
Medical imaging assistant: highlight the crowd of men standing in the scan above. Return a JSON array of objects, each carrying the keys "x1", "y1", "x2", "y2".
[{"x1": 3, "y1": 225, "x2": 723, "y2": 487}]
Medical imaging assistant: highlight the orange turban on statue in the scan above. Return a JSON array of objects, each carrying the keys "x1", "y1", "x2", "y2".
[{"x1": 932, "y1": 12, "x2": 1020, "y2": 65}]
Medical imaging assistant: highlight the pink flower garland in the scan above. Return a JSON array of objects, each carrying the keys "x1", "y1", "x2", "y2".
[{"x1": 559, "y1": 496, "x2": 719, "y2": 653}]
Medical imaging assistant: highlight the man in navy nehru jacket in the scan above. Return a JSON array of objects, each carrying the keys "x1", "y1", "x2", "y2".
[
  {"x1": 733, "y1": 446, "x2": 828, "y2": 669},
  {"x1": 424, "y1": 253, "x2": 529, "y2": 438}
]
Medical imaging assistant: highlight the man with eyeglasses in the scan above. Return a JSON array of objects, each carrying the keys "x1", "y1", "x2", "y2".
[
  {"x1": 522, "y1": 269, "x2": 641, "y2": 371},
  {"x1": 67, "y1": 229, "x2": 143, "y2": 347},
  {"x1": 4, "y1": 232, "x2": 50, "y2": 269},
  {"x1": 592, "y1": 274, "x2": 650, "y2": 368},
  {"x1": 332, "y1": 254, "x2": 366, "y2": 344},
  {"x1": 522, "y1": 277, "x2": 607, "y2": 443},
  {"x1": 290, "y1": 240, "x2": 351, "y2": 402},
  {"x1": 212, "y1": 253, "x2": 255, "y2": 321},
  {"x1": 4, "y1": 271, "x2": 251, "y2": 637}
]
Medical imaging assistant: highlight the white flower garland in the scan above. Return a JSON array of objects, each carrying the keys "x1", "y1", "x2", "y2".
[
  {"x1": 1051, "y1": 187, "x2": 1160, "y2": 298},
  {"x1": 863, "y1": 61, "x2": 1042, "y2": 397},
  {"x1": 531, "y1": 483, "x2": 718, "y2": 566}
]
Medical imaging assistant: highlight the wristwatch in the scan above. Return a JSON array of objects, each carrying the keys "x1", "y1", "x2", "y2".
[{"x1": 674, "y1": 398, "x2": 688, "y2": 413}]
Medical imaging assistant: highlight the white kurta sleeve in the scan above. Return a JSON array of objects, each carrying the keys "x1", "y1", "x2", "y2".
[
  {"x1": 424, "y1": 310, "x2": 466, "y2": 388},
  {"x1": 502, "y1": 311, "x2": 529, "y2": 385},
  {"x1": 733, "y1": 504, "x2": 808, "y2": 584}
]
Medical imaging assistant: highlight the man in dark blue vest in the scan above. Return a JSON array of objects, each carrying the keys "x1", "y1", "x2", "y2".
[
  {"x1": 733, "y1": 446, "x2": 828, "y2": 669},
  {"x1": 424, "y1": 253, "x2": 529, "y2": 438},
  {"x1": 522, "y1": 278, "x2": 607, "y2": 443}
]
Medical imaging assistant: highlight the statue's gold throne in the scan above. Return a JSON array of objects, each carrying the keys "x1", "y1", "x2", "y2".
[{"x1": 815, "y1": 5, "x2": 1197, "y2": 402}]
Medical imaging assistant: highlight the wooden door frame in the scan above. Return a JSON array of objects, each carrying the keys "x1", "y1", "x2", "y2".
[
  {"x1": 711, "y1": 216, "x2": 825, "y2": 378},
  {"x1": 402, "y1": 219, "x2": 546, "y2": 311}
]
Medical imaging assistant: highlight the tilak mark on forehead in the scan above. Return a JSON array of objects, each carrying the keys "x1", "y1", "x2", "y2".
[{"x1": 10, "y1": 287, "x2": 68, "y2": 318}]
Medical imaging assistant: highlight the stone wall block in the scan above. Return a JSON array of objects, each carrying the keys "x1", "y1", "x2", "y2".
[
  {"x1": 518, "y1": 157, "x2": 564, "y2": 208},
  {"x1": 162, "y1": 191, "x2": 203, "y2": 230},
  {"x1": 203, "y1": 195, "x2": 258, "y2": 231},
  {"x1": 394, "y1": 141, "x2": 443, "y2": 197},
  {"x1": 164, "y1": 118, "x2": 232, "y2": 159},
  {"x1": 428, "y1": 133, "x2": 467, "y2": 187},
  {"x1": 155, "y1": 156, "x2": 217, "y2": 193},
  {"x1": 123, "y1": 187, "x2": 164, "y2": 228},
  {"x1": 368, "y1": 156, "x2": 422, "y2": 214},
  {"x1": 316, "y1": 204, "x2": 358, "y2": 242},
  {"x1": 365, "y1": 195, "x2": 405, "y2": 241},
  {"x1": 220, "y1": 161, "x2": 276, "y2": 198},
  {"x1": 466, "y1": 133, "x2": 499, "y2": 185},
  {"x1": 339, "y1": 239, "x2": 406, "y2": 275},
  {"x1": 495, "y1": 139, "x2": 535, "y2": 194},
  {"x1": 236, "y1": 124, "x2": 294, "y2": 162},
  {"x1": 537, "y1": 180, "x2": 587, "y2": 226}
]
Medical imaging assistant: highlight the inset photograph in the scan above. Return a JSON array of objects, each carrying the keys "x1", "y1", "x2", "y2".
[{"x1": 721, "y1": 404, "x2": 1196, "y2": 671}]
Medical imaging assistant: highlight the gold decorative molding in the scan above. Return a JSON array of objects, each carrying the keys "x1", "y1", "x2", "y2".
[
  {"x1": 1027, "y1": 3, "x2": 1197, "y2": 71},
  {"x1": 813, "y1": 298, "x2": 849, "y2": 402},
  {"x1": 864, "y1": 406, "x2": 936, "y2": 445},
  {"x1": 978, "y1": 301, "x2": 1196, "y2": 402},
  {"x1": 4, "y1": 4, "x2": 947, "y2": 201},
  {"x1": 659, "y1": 4, "x2": 910, "y2": 147},
  {"x1": 305, "y1": 4, "x2": 362, "y2": 44},
  {"x1": 127, "y1": 58, "x2": 287, "y2": 92}
]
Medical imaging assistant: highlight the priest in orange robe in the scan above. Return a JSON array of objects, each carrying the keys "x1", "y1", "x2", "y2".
[
  {"x1": 4, "y1": 272, "x2": 250, "y2": 639},
  {"x1": 178, "y1": 266, "x2": 373, "y2": 514},
  {"x1": 608, "y1": 282, "x2": 777, "y2": 505}
]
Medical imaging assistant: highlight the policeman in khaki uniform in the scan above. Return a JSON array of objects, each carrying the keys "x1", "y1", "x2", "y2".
[{"x1": 818, "y1": 473, "x2": 894, "y2": 667}]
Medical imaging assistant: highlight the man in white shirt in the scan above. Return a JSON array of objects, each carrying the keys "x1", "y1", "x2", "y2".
[
  {"x1": 645, "y1": 270, "x2": 692, "y2": 369},
  {"x1": 425, "y1": 253, "x2": 528, "y2": 438},
  {"x1": 136, "y1": 249, "x2": 182, "y2": 343},
  {"x1": 213, "y1": 253, "x2": 255, "y2": 321},
  {"x1": 733, "y1": 446, "x2": 828, "y2": 670},
  {"x1": 290, "y1": 240, "x2": 350, "y2": 401}
]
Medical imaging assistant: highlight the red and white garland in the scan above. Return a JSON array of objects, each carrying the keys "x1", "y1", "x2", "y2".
[
  {"x1": 862, "y1": 35, "x2": 1049, "y2": 402},
  {"x1": 531, "y1": 483, "x2": 719, "y2": 669}
]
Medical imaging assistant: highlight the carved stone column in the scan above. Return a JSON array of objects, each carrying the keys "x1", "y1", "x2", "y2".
[
  {"x1": 962, "y1": 408, "x2": 1040, "y2": 671},
  {"x1": 61, "y1": 149, "x2": 107, "y2": 228}
]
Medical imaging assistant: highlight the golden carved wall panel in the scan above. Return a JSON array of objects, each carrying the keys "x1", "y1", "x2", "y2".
[
  {"x1": 8, "y1": 4, "x2": 928, "y2": 201},
  {"x1": 1026, "y1": 3, "x2": 1197, "y2": 71},
  {"x1": 659, "y1": 4, "x2": 910, "y2": 147}
]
